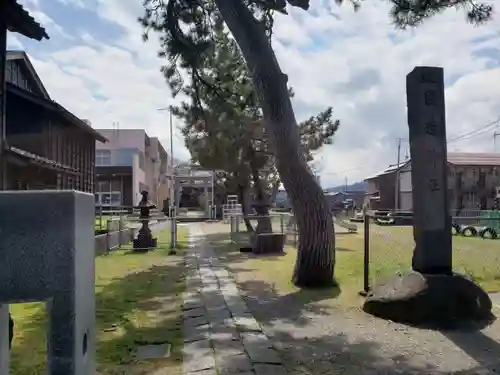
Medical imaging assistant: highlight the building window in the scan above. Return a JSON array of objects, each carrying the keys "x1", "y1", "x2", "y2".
[
  {"x1": 138, "y1": 151, "x2": 145, "y2": 171},
  {"x1": 455, "y1": 172, "x2": 463, "y2": 190},
  {"x1": 96, "y1": 150, "x2": 111, "y2": 166},
  {"x1": 478, "y1": 172, "x2": 486, "y2": 189},
  {"x1": 95, "y1": 179, "x2": 121, "y2": 206}
]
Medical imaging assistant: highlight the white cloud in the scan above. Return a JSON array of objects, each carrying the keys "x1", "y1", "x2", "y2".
[
  {"x1": 8, "y1": 0, "x2": 500, "y2": 187},
  {"x1": 6, "y1": 34, "x2": 23, "y2": 50}
]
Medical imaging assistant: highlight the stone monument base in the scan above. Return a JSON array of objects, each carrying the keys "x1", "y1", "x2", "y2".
[
  {"x1": 363, "y1": 271, "x2": 493, "y2": 327},
  {"x1": 133, "y1": 235, "x2": 158, "y2": 253},
  {"x1": 252, "y1": 233, "x2": 285, "y2": 255}
]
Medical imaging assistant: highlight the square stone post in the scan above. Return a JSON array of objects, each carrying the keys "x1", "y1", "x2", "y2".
[
  {"x1": 406, "y1": 66, "x2": 452, "y2": 275},
  {"x1": 0, "y1": 191, "x2": 95, "y2": 375}
]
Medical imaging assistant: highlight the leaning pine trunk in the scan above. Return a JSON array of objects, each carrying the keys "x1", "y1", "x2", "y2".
[
  {"x1": 215, "y1": 0, "x2": 335, "y2": 287},
  {"x1": 238, "y1": 185, "x2": 254, "y2": 232},
  {"x1": 248, "y1": 147, "x2": 272, "y2": 234}
]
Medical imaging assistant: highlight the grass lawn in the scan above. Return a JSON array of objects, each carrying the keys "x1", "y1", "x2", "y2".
[
  {"x1": 10, "y1": 227, "x2": 189, "y2": 375},
  {"x1": 207, "y1": 223, "x2": 500, "y2": 309},
  {"x1": 95, "y1": 215, "x2": 111, "y2": 230}
]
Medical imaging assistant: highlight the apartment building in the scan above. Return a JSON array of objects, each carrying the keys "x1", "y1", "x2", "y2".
[
  {"x1": 95, "y1": 129, "x2": 172, "y2": 208},
  {"x1": 365, "y1": 152, "x2": 500, "y2": 212}
]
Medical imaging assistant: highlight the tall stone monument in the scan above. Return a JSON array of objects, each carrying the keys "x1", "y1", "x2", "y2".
[
  {"x1": 0, "y1": 191, "x2": 95, "y2": 374},
  {"x1": 406, "y1": 66, "x2": 452, "y2": 274},
  {"x1": 363, "y1": 67, "x2": 492, "y2": 326}
]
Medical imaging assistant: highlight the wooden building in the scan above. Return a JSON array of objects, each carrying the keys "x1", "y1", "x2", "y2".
[{"x1": 5, "y1": 51, "x2": 107, "y2": 191}]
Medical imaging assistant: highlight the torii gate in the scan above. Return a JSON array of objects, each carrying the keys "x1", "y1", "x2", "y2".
[{"x1": 170, "y1": 164, "x2": 217, "y2": 248}]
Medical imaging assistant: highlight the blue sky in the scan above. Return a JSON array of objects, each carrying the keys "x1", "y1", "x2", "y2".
[{"x1": 8, "y1": 0, "x2": 500, "y2": 188}]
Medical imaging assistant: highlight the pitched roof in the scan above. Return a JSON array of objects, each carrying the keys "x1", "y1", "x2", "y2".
[
  {"x1": 447, "y1": 152, "x2": 500, "y2": 166},
  {"x1": 6, "y1": 51, "x2": 107, "y2": 143},
  {"x1": 364, "y1": 159, "x2": 411, "y2": 180},
  {"x1": 365, "y1": 152, "x2": 500, "y2": 181},
  {"x1": 5, "y1": 0, "x2": 49, "y2": 41},
  {"x1": 6, "y1": 51, "x2": 50, "y2": 99}
]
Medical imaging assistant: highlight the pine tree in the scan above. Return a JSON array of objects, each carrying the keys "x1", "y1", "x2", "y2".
[{"x1": 140, "y1": 0, "x2": 492, "y2": 287}]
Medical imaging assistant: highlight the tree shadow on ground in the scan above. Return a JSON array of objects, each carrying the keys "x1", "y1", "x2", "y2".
[
  {"x1": 234, "y1": 278, "x2": 500, "y2": 375},
  {"x1": 206, "y1": 256, "x2": 500, "y2": 375},
  {"x1": 10, "y1": 253, "x2": 186, "y2": 375}
]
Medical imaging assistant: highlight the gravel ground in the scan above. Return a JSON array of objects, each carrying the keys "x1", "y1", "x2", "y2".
[
  {"x1": 200, "y1": 221, "x2": 500, "y2": 374},
  {"x1": 241, "y1": 287, "x2": 500, "y2": 375}
]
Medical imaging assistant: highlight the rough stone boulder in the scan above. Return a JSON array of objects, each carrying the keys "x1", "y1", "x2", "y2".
[
  {"x1": 363, "y1": 271, "x2": 493, "y2": 327},
  {"x1": 252, "y1": 233, "x2": 285, "y2": 255}
]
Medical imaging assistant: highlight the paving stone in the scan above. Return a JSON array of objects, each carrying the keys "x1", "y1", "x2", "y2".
[
  {"x1": 183, "y1": 307, "x2": 206, "y2": 318},
  {"x1": 253, "y1": 364, "x2": 288, "y2": 375},
  {"x1": 201, "y1": 285, "x2": 220, "y2": 293},
  {"x1": 221, "y1": 285, "x2": 239, "y2": 294},
  {"x1": 212, "y1": 337, "x2": 246, "y2": 357},
  {"x1": 227, "y1": 302, "x2": 250, "y2": 316},
  {"x1": 183, "y1": 299, "x2": 204, "y2": 311},
  {"x1": 204, "y1": 295, "x2": 227, "y2": 310},
  {"x1": 184, "y1": 315, "x2": 209, "y2": 327},
  {"x1": 182, "y1": 340, "x2": 216, "y2": 373},
  {"x1": 207, "y1": 307, "x2": 231, "y2": 323},
  {"x1": 234, "y1": 315, "x2": 262, "y2": 332},
  {"x1": 224, "y1": 294, "x2": 246, "y2": 306},
  {"x1": 211, "y1": 319, "x2": 238, "y2": 333},
  {"x1": 135, "y1": 343, "x2": 171, "y2": 360},
  {"x1": 211, "y1": 330, "x2": 240, "y2": 342},
  {"x1": 241, "y1": 333, "x2": 281, "y2": 364},
  {"x1": 184, "y1": 324, "x2": 210, "y2": 343},
  {"x1": 185, "y1": 370, "x2": 217, "y2": 375},
  {"x1": 213, "y1": 269, "x2": 230, "y2": 278},
  {"x1": 216, "y1": 353, "x2": 253, "y2": 375}
]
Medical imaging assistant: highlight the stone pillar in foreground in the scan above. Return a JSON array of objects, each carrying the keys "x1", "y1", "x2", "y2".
[
  {"x1": 0, "y1": 191, "x2": 95, "y2": 375},
  {"x1": 362, "y1": 67, "x2": 492, "y2": 327},
  {"x1": 406, "y1": 66, "x2": 452, "y2": 274}
]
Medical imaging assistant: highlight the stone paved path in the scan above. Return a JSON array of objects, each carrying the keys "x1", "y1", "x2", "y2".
[{"x1": 182, "y1": 224, "x2": 287, "y2": 375}]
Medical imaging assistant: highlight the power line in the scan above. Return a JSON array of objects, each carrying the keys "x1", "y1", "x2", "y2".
[
  {"x1": 447, "y1": 117, "x2": 500, "y2": 144},
  {"x1": 319, "y1": 116, "x2": 500, "y2": 181}
]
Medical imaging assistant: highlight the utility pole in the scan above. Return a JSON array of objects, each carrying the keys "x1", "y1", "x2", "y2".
[
  {"x1": 494, "y1": 127, "x2": 500, "y2": 152},
  {"x1": 394, "y1": 138, "x2": 402, "y2": 213},
  {"x1": 344, "y1": 176, "x2": 348, "y2": 193}
]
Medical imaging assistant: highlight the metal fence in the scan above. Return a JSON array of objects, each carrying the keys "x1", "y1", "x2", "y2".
[
  {"x1": 363, "y1": 213, "x2": 500, "y2": 293},
  {"x1": 228, "y1": 213, "x2": 299, "y2": 247},
  {"x1": 94, "y1": 217, "x2": 175, "y2": 256}
]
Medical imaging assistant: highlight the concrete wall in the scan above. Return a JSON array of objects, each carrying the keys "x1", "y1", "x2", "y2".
[
  {"x1": 96, "y1": 129, "x2": 146, "y2": 151},
  {"x1": 132, "y1": 153, "x2": 146, "y2": 205}
]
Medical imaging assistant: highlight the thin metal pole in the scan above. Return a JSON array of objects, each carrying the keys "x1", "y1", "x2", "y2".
[
  {"x1": 211, "y1": 170, "x2": 214, "y2": 219},
  {"x1": 394, "y1": 138, "x2": 402, "y2": 212},
  {"x1": 169, "y1": 107, "x2": 176, "y2": 249},
  {"x1": 0, "y1": 18, "x2": 8, "y2": 190},
  {"x1": 361, "y1": 207, "x2": 370, "y2": 296}
]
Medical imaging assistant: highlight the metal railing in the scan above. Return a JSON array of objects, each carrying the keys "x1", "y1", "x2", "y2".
[
  {"x1": 362, "y1": 213, "x2": 500, "y2": 294},
  {"x1": 228, "y1": 213, "x2": 298, "y2": 247}
]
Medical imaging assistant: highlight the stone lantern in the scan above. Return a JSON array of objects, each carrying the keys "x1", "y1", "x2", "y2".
[{"x1": 133, "y1": 191, "x2": 158, "y2": 252}]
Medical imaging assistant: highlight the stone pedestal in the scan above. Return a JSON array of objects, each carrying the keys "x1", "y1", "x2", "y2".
[
  {"x1": 0, "y1": 191, "x2": 95, "y2": 374},
  {"x1": 363, "y1": 67, "x2": 491, "y2": 326},
  {"x1": 363, "y1": 272, "x2": 492, "y2": 326},
  {"x1": 252, "y1": 233, "x2": 285, "y2": 255}
]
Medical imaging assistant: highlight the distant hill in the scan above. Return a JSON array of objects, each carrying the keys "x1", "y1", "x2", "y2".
[
  {"x1": 324, "y1": 181, "x2": 367, "y2": 193},
  {"x1": 275, "y1": 181, "x2": 366, "y2": 207}
]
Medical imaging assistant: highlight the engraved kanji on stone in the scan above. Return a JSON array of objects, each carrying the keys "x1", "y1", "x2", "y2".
[
  {"x1": 429, "y1": 178, "x2": 440, "y2": 192},
  {"x1": 424, "y1": 90, "x2": 438, "y2": 106},
  {"x1": 425, "y1": 119, "x2": 438, "y2": 136}
]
